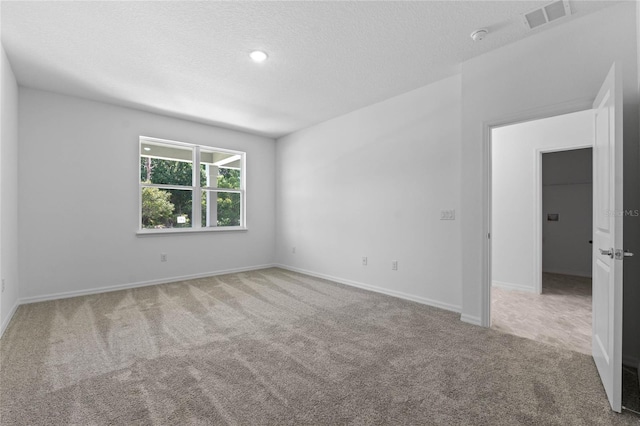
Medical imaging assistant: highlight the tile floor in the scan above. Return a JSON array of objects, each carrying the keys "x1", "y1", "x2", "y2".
[{"x1": 491, "y1": 273, "x2": 591, "y2": 355}]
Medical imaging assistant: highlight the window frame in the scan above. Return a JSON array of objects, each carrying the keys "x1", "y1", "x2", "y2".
[{"x1": 137, "y1": 136, "x2": 247, "y2": 235}]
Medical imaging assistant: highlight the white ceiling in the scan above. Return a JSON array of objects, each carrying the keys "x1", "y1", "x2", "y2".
[{"x1": 0, "y1": 1, "x2": 620, "y2": 138}]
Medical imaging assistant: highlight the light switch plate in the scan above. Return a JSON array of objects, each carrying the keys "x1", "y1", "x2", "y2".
[{"x1": 440, "y1": 209, "x2": 456, "y2": 220}]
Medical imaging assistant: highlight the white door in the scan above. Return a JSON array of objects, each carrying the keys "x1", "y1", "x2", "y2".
[{"x1": 592, "y1": 63, "x2": 624, "y2": 412}]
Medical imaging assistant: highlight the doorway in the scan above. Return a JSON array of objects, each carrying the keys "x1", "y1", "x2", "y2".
[
  {"x1": 492, "y1": 145, "x2": 594, "y2": 354},
  {"x1": 483, "y1": 64, "x2": 633, "y2": 414},
  {"x1": 489, "y1": 110, "x2": 593, "y2": 354}
]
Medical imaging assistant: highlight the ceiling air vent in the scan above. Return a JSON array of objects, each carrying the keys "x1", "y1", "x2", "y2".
[{"x1": 523, "y1": 0, "x2": 571, "y2": 30}]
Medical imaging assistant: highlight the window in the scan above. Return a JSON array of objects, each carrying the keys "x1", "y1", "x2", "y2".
[{"x1": 139, "y1": 137, "x2": 245, "y2": 232}]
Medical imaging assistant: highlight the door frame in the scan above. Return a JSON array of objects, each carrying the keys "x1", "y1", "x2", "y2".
[
  {"x1": 482, "y1": 98, "x2": 594, "y2": 327},
  {"x1": 533, "y1": 145, "x2": 592, "y2": 294}
]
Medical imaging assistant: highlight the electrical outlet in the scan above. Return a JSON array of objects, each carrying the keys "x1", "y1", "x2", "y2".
[
  {"x1": 1, "y1": 279, "x2": 4, "y2": 293},
  {"x1": 362, "y1": 256, "x2": 368, "y2": 266},
  {"x1": 440, "y1": 209, "x2": 456, "y2": 220},
  {"x1": 292, "y1": 247, "x2": 296, "y2": 254},
  {"x1": 392, "y1": 260, "x2": 398, "y2": 271},
  {"x1": 160, "y1": 253, "x2": 167, "y2": 262}
]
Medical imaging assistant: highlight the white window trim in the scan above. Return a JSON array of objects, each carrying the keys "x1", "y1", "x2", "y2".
[
  {"x1": 136, "y1": 227, "x2": 248, "y2": 236},
  {"x1": 137, "y1": 136, "x2": 247, "y2": 235}
]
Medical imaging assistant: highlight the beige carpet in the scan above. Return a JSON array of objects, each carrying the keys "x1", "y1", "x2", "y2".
[
  {"x1": 491, "y1": 273, "x2": 592, "y2": 355},
  {"x1": 1, "y1": 268, "x2": 637, "y2": 425}
]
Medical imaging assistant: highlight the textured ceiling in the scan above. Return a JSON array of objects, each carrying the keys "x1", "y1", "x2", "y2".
[{"x1": 0, "y1": 1, "x2": 620, "y2": 138}]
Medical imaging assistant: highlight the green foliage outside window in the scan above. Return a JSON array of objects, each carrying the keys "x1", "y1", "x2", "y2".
[
  {"x1": 216, "y1": 168, "x2": 241, "y2": 226},
  {"x1": 141, "y1": 157, "x2": 240, "y2": 228},
  {"x1": 141, "y1": 186, "x2": 175, "y2": 228}
]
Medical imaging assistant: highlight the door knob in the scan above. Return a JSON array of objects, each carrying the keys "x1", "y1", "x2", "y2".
[
  {"x1": 599, "y1": 248, "x2": 614, "y2": 258},
  {"x1": 604, "y1": 249, "x2": 635, "y2": 260}
]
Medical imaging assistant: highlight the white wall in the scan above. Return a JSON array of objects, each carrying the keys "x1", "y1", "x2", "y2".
[
  {"x1": 542, "y1": 148, "x2": 593, "y2": 278},
  {"x1": 18, "y1": 88, "x2": 276, "y2": 300},
  {"x1": 491, "y1": 110, "x2": 593, "y2": 292},
  {"x1": 0, "y1": 46, "x2": 20, "y2": 335},
  {"x1": 276, "y1": 74, "x2": 462, "y2": 311},
  {"x1": 461, "y1": 2, "x2": 640, "y2": 360}
]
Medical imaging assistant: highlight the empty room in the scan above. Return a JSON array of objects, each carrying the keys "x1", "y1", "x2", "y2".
[{"x1": 1, "y1": 1, "x2": 640, "y2": 424}]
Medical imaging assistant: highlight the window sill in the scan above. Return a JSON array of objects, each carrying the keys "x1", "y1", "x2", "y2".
[{"x1": 136, "y1": 227, "x2": 248, "y2": 236}]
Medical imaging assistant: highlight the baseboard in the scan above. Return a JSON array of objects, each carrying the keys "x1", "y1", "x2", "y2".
[
  {"x1": 0, "y1": 300, "x2": 20, "y2": 339},
  {"x1": 491, "y1": 280, "x2": 537, "y2": 293},
  {"x1": 542, "y1": 270, "x2": 592, "y2": 279},
  {"x1": 274, "y1": 264, "x2": 461, "y2": 314},
  {"x1": 460, "y1": 314, "x2": 482, "y2": 326},
  {"x1": 623, "y1": 354, "x2": 640, "y2": 369},
  {"x1": 19, "y1": 263, "x2": 277, "y2": 305}
]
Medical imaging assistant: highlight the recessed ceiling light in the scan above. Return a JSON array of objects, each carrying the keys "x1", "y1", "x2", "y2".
[
  {"x1": 249, "y1": 50, "x2": 268, "y2": 63},
  {"x1": 144, "y1": 147, "x2": 151, "y2": 151}
]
